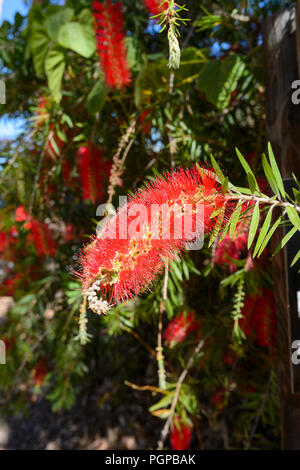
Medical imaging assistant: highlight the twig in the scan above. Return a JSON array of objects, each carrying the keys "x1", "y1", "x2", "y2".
[
  {"x1": 227, "y1": 193, "x2": 300, "y2": 214},
  {"x1": 124, "y1": 326, "x2": 156, "y2": 357},
  {"x1": 28, "y1": 147, "x2": 46, "y2": 215},
  {"x1": 107, "y1": 118, "x2": 136, "y2": 204},
  {"x1": 157, "y1": 334, "x2": 207, "y2": 450},
  {"x1": 156, "y1": 263, "x2": 169, "y2": 390},
  {"x1": 245, "y1": 376, "x2": 271, "y2": 449},
  {"x1": 124, "y1": 380, "x2": 168, "y2": 395},
  {"x1": 2, "y1": 330, "x2": 48, "y2": 406},
  {"x1": 0, "y1": 130, "x2": 36, "y2": 185}
]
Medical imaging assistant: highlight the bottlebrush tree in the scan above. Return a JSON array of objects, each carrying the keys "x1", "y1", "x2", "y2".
[{"x1": 0, "y1": 0, "x2": 296, "y2": 450}]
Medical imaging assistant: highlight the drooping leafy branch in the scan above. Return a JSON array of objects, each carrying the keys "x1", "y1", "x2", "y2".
[{"x1": 209, "y1": 143, "x2": 300, "y2": 268}]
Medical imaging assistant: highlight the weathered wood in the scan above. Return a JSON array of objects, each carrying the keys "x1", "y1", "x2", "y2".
[
  {"x1": 263, "y1": 5, "x2": 300, "y2": 450},
  {"x1": 263, "y1": 5, "x2": 300, "y2": 178}
]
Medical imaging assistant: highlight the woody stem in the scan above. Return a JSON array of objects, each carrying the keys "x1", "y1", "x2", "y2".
[{"x1": 226, "y1": 193, "x2": 300, "y2": 213}]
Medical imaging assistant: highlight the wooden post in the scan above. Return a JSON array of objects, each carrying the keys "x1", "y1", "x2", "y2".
[{"x1": 263, "y1": 4, "x2": 300, "y2": 449}]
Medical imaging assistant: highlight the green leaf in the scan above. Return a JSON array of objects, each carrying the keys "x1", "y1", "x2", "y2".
[
  {"x1": 58, "y1": 22, "x2": 96, "y2": 58},
  {"x1": 286, "y1": 206, "x2": 300, "y2": 231},
  {"x1": 86, "y1": 78, "x2": 108, "y2": 115},
  {"x1": 44, "y1": 7, "x2": 74, "y2": 41},
  {"x1": 257, "y1": 215, "x2": 282, "y2": 257},
  {"x1": 197, "y1": 54, "x2": 245, "y2": 110},
  {"x1": 247, "y1": 173, "x2": 256, "y2": 194},
  {"x1": 262, "y1": 153, "x2": 279, "y2": 196},
  {"x1": 292, "y1": 188, "x2": 300, "y2": 204},
  {"x1": 124, "y1": 36, "x2": 142, "y2": 72},
  {"x1": 78, "y1": 8, "x2": 94, "y2": 25},
  {"x1": 29, "y1": 25, "x2": 49, "y2": 76},
  {"x1": 273, "y1": 226, "x2": 297, "y2": 256},
  {"x1": 210, "y1": 154, "x2": 225, "y2": 184},
  {"x1": 229, "y1": 201, "x2": 242, "y2": 238},
  {"x1": 235, "y1": 148, "x2": 259, "y2": 192},
  {"x1": 247, "y1": 202, "x2": 260, "y2": 249},
  {"x1": 222, "y1": 176, "x2": 228, "y2": 194},
  {"x1": 291, "y1": 249, "x2": 300, "y2": 267},
  {"x1": 45, "y1": 46, "x2": 66, "y2": 103},
  {"x1": 149, "y1": 392, "x2": 174, "y2": 413},
  {"x1": 253, "y1": 206, "x2": 273, "y2": 257},
  {"x1": 268, "y1": 142, "x2": 285, "y2": 198}
]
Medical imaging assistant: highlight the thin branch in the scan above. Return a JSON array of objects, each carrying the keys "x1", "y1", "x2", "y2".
[
  {"x1": 107, "y1": 118, "x2": 136, "y2": 205},
  {"x1": 227, "y1": 193, "x2": 300, "y2": 214},
  {"x1": 124, "y1": 380, "x2": 168, "y2": 395},
  {"x1": 245, "y1": 376, "x2": 271, "y2": 449},
  {"x1": 156, "y1": 262, "x2": 169, "y2": 390},
  {"x1": 28, "y1": 147, "x2": 46, "y2": 215},
  {"x1": 157, "y1": 334, "x2": 207, "y2": 450}
]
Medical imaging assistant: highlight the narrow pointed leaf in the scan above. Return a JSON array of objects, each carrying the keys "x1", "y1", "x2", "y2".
[
  {"x1": 253, "y1": 206, "x2": 273, "y2": 257},
  {"x1": 247, "y1": 202, "x2": 260, "y2": 249},
  {"x1": 247, "y1": 173, "x2": 256, "y2": 194},
  {"x1": 286, "y1": 206, "x2": 300, "y2": 231},
  {"x1": 268, "y1": 142, "x2": 285, "y2": 198},
  {"x1": 273, "y1": 226, "x2": 297, "y2": 256},
  {"x1": 235, "y1": 148, "x2": 259, "y2": 191},
  {"x1": 222, "y1": 176, "x2": 228, "y2": 194},
  {"x1": 261, "y1": 153, "x2": 279, "y2": 197},
  {"x1": 291, "y1": 248, "x2": 300, "y2": 267},
  {"x1": 210, "y1": 154, "x2": 225, "y2": 184},
  {"x1": 257, "y1": 215, "x2": 282, "y2": 257}
]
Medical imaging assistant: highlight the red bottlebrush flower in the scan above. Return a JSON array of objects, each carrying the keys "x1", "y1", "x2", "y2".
[
  {"x1": 212, "y1": 231, "x2": 248, "y2": 272},
  {"x1": 257, "y1": 176, "x2": 269, "y2": 194},
  {"x1": 93, "y1": 1, "x2": 131, "y2": 89},
  {"x1": 139, "y1": 109, "x2": 151, "y2": 135},
  {"x1": 223, "y1": 348, "x2": 236, "y2": 366},
  {"x1": 77, "y1": 144, "x2": 106, "y2": 203},
  {"x1": 15, "y1": 205, "x2": 29, "y2": 222},
  {"x1": 64, "y1": 224, "x2": 76, "y2": 242},
  {"x1": 211, "y1": 389, "x2": 225, "y2": 409},
  {"x1": 239, "y1": 289, "x2": 276, "y2": 348},
  {"x1": 77, "y1": 164, "x2": 229, "y2": 311},
  {"x1": 0, "y1": 231, "x2": 7, "y2": 253},
  {"x1": 2, "y1": 334, "x2": 15, "y2": 352},
  {"x1": 30, "y1": 219, "x2": 56, "y2": 257},
  {"x1": 163, "y1": 312, "x2": 199, "y2": 347},
  {"x1": 45, "y1": 125, "x2": 64, "y2": 160},
  {"x1": 170, "y1": 417, "x2": 193, "y2": 450},
  {"x1": 143, "y1": 0, "x2": 167, "y2": 16},
  {"x1": 228, "y1": 88, "x2": 238, "y2": 106},
  {"x1": 34, "y1": 96, "x2": 49, "y2": 128},
  {"x1": 33, "y1": 358, "x2": 50, "y2": 387}
]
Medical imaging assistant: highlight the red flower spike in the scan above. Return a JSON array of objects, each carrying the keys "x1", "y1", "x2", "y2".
[
  {"x1": 170, "y1": 416, "x2": 193, "y2": 450},
  {"x1": 77, "y1": 144, "x2": 106, "y2": 203},
  {"x1": 34, "y1": 96, "x2": 49, "y2": 128},
  {"x1": 33, "y1": 358, "x2": 50, "y2": 387},
  {"x1": 211, "y1": 389, "x2": 225, "y2": 409},
  {"x1": 0, "y1": 232, "x2": 8, "y2": 253},
  {"x1": 239, "y1": 289, "x2": 276, "y2": 348},
  {"x1": 143, "y1": 0, "x2": 167, "y2": 16},
  {"x1": 31, "y1": 220, "x2": 56, "y2": 257},
  {"x1": 92, "y1": 1, "x2": 131, "y2": 89},
  {"x1": 78, "y1": 164, "x2": 230, "y2": 307},
  {"x1": 45, "y1": 125, "x2": 64, "y2": 160},
  {"x1": 163, "y1": 312, "x2": 199, "y2": 347}
]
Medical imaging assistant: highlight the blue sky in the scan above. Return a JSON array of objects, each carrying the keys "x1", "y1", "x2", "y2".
[
  {"x1": 1, "y1": 0, "x2": 28, "y2": 24},
  {"x1": 0, "y1": 0, "x2": 29, "y2": 139}
]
